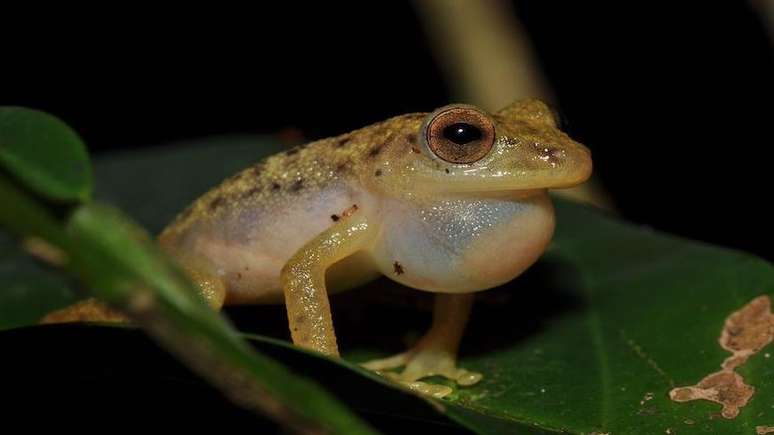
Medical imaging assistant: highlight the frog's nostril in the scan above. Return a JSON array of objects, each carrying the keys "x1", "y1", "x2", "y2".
[{"x1": 537, "y1": 147, "x2": 565, "y2": 166}]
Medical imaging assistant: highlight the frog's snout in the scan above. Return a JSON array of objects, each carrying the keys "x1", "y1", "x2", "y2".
[
  {"x1": 536, "y1": 138, "x2": 592, "y2": 188},
  {"x1": 565, "y1": 143, "x2": 593, "y2": 186}
]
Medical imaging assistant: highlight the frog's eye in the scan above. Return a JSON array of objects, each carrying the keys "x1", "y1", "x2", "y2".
[{"x1": 424, "y1": 106, "x2": 495, "y2": 164}]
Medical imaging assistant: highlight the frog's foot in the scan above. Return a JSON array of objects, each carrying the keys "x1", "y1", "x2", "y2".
[
  {"x1": 39, "y1": 298, "x2": 129, "y2": 324},
  {"x1": 362, "y1": 348, "x2": 482, "y2": 398}
]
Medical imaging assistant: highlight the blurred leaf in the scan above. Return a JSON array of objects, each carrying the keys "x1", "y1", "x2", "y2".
[
  {"x1": 0, "y1": 122, "x2": 376, "y2": 433},
  {"x1": 2, "y1": 136, "x2": 772, "y2": 434},
  {"x1": 0, "y1": 107, "x2": 92, "y2": 201},
  {"x1": 62, "y1": 202, "x2": 378, "y2": 434},
  {"x1": 0, "y1": 233, "x2": 80, "y2": 329},
  {"x1": 0, "y1": 172, "x2": 84, "y2": 329},
  {"x1": 0, "y1": 135, "x2": 286, "y2": 328}
]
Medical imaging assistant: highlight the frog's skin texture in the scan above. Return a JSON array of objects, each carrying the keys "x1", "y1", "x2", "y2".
[{"x1": 57, "y1": 99, "x2": 591, "y2": 398}]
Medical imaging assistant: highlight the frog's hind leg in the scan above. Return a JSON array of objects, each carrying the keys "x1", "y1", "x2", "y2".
[
  {"x1": 173, "y1": 252, "x2": 227, "y2": 310},
  {"x1": 40, "y1": 298, "x2": 129, "y2": 324},
  {"x1": 361, "y1": 293, "x2": 482, "y2": 398}
]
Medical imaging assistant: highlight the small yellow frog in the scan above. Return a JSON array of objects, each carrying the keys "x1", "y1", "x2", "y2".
[{"x1": 155, "y1": 99, "x2": 592, "y2": 397}]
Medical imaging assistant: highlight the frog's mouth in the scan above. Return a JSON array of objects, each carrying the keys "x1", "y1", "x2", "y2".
[
  {"x1": 467, "y1": 189, "x2": 546, "y2": 200},
  {"x1": 415, "y1": 161, "x2": 592, "y2": 196}
]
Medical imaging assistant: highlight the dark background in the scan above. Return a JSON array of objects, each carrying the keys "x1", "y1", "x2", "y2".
[{"x1": 3, "y1": 0, "x2": 772, "y2": 263}]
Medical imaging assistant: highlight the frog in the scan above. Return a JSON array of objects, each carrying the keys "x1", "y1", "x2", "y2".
[
  {"x1": 152, "y1": 98, "x2": 592, "y2": 397},
  {"x1": 43, "y1": 99, "x2": 592, "y2": 398}
]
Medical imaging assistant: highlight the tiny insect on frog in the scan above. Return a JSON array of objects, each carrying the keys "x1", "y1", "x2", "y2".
[{"x1": 48, "y1": 99, "x2": 592, "y2": 398}]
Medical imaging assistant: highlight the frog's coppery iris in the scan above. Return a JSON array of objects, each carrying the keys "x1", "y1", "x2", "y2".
[{"x1": 424, "y1": 105, "x2": 495, "y2": 164}]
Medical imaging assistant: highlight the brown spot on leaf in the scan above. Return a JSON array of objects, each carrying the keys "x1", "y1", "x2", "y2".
[
  {"x1": 375, "y1": 169, "x2": 382, "y2": 176},
  {"x1": 406, "y1": 133, "x2": 416, "y2": 144},
  {"x1": 271, "y1": 182, "x2": 281, "y2": 191},
  {"x1": 252, "y1": 163, "x2": 264, "y2": 177},
  {"x1": 290, "y1": 179, "x2": 304, "y2": 192},
  {"x1": 393, "y1": 261, "x2": 404, "y2": 275},
  {"x1": 411, "y1": 147, "x2": 421, "y2": 154},
  {"x1": 669, "y1": 295, "x2": 774, "y2": 419},
  {"x1": 368, "y1": 146, "x2": 382, "y2": 157},
  {"x1": 670, "y1": 372, "x2": 753, "y2": 419},
  {"x1": 444, "y1": 168, "x2": 450, "y2": 174},
  {"x1": 330, "y1": 214, "x2": 340, "y2": 222},
  {"x1": 721, "y1": 295, "x2": 774, "y2": 358}
]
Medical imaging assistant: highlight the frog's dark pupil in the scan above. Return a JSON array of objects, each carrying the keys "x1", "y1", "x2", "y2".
[{"x1": 443, "y1": 123, "x2": 482, "y2": 145}]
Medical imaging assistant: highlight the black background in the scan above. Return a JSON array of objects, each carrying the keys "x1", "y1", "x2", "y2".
[{"x1": 3, "y1": 2, "x2": 772, "y2": 261}]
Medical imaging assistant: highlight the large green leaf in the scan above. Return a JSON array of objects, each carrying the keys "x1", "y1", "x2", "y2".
[
  {"x1": 2, "y1": 136, "x2": 772, "y2": 434},
  {"x1": 441, "y1": 202, "x2": 774, "y2": 434},
  {"x1": 0, "y1": 107, "x2": 92, "y2": 201}
]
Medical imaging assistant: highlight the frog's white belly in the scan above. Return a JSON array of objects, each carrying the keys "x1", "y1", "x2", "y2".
[
  {"x1": 183, "y1": 182, "x2": 377, "y2": 304},
  {"x1": 371, "y1": 193, "x2": 555, "y2": 293},
  {"x1": 178, "y1": 184, "x2": 554, "y2": 303}
]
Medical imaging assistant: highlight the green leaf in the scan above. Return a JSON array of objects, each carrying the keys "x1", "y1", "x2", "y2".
[
  {"x1": 440, "y1": 201, "x2": 774, "y2": 434},
  {"x1": 0, "y1": 107, "x2": 92, "y2": 201},
  {"x1": 2, "y1": 135, "x2": 773, "y2": 434}
]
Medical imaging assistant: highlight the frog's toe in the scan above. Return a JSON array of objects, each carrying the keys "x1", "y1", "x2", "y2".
[
  {"x1": 360, "y1": 352, "x2": 410, "y2": 371},
  {"x1": 396, "y1": 349, "x2": 482, "y2": 387},
  {"x1": 397, "y1": 379, "x2": 454, "y2": 399},
  {"x1": 362, "y1": 349, "x2": 482, "y2": 398},
  {"x1": 456, "y1": 369, "x2": 483, "y2": 386}
]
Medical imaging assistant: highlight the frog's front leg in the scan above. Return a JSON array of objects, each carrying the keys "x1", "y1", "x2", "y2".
[
  {"x1": 362, "y1": 293, "x2": 482, "y2": 398},
  {"x1": 281, "y1": 214, "x2": 376, "y2": 357}
]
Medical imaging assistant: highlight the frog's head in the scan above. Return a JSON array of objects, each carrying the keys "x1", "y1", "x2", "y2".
[{"x1": 375, "y1": 99, "x2": 592, "y2": 197}]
